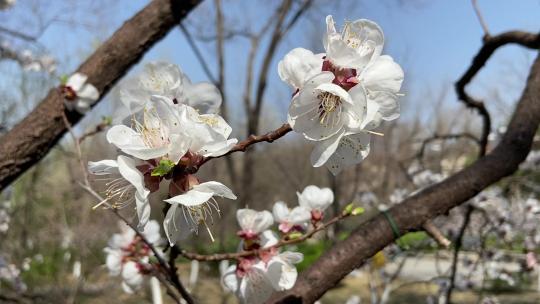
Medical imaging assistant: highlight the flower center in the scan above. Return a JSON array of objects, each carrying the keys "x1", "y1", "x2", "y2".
[
  {"x1": 316, "y1": 92, "x2": 342, "y2": 127},
  {"x1": 177, "y1": 198, "x2": 221, "y2": 242},
  {"x1": 104, "y1": 177, "x2": 136, "y2": 209},
  {"x1": 61, "y1": 86, "x2": 77, "y2": 101},
  {"x1": 132, "y1": 107, "x2": 170, "y2": 149}
]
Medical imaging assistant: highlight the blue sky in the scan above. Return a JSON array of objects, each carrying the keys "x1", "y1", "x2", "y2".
[{"x1": 1, "y1": 0, "x2": 539, "y2": 130}]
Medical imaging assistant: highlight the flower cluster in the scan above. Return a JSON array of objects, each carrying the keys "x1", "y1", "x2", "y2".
[
  {"x1": 222, "y1": 185, "x2": 334, "y2": 304},
  {"x1": 279, "y1": 15, "x2": 404, "y2": 175},
  {"x1": 89, "y1": 61, "x2": 237, "y2": 244},
  {"x1": 0, "y1": 41, "x2": 56, "y2": 73},
  {"x1": 104, "y1": 220, "x2": 164, "y2": 293}
]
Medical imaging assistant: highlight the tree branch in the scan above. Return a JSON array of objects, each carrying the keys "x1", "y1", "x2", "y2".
[
  {"x1": 455, "y1": 31, "x2": 540, "y2": 156},
  {"x1": 0, "y1": 0, "x2": 201, "y2": 191},
  {"x1": 200, "y1": 123, "x2": 292, "y2": 165}
]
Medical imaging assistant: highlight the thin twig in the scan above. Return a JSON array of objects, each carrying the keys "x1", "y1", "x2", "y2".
[
  {"x1": 200, "y1": 123, "x2": 292, "y2": 165},
  {"x1": 179, "y1": 23, "x2": 218, "y2": 85},
  {"x1": 180, "y1": 212, "x2": 351, "y2": 261},
  {"x1": 471, "y1": 0, "x2": 490, "y2": 38}
]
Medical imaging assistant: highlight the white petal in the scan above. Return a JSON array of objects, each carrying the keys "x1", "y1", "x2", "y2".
[
  {"x1": 163, "y1": 204, "x2": 191, "y2": 245},
  {"x1": 288, "y1": 206, "x2": 311, "y2": 224},
  {"x1": 367, "y1": 91, "x2": 400, "y2": 122},
  {"x1": 192, "y1": 181, "x2": 237, "y2": 200},
  {"x1": 240, "y1": 265, "x2": 275, "y2": 304},
  {"x1": 222, "y1": 265, "x2": 240, "y2": 293},
  {"x1": 272, "y1": 201, "x2": 290, "y2": 223},
  {"x1": 105, "y1": 251, "x2": 122, "y2": 276},
  {"x1": 198, "y1": 114, "x2": 232, "y2": 138},
  {"x1": 168, "y1": 133, "x2": 191, "y2": 164},
  {"x1": 77, "y1": 83, "x2": 99, "y2": 101},
  {"x1": 88, "y1": 159, "x2": 118, "y2": 175},
  {"x1": 278, "y1": 48, "x2": 323, "y2": 89},
  {"x1": 67, "y1": 73, "x2": 87, "y2": 91},
  {"x1": 237, "y1": 209, "x2": 274, "y2": 234},
  {"x1": 348, "y1": 19, "x2": 385, "y2": 60},
  {"x1": 345, "y1": 84, "x2": 368, "y2": 129},
  {"x1": 310, "y1": 131, "x2": 344, "y2": 167},
  {"x1": 361, "y1": 55, "x2": 404, "y2": 93},
  {"x1": 297, "y1": 185, "x2": 334, "y2": 211},
  {"x1": 165, "y1": 190, "x2": 214, "y2": 207},
  {"x1": 266, "y1": 254, "x2": 300, "y2": 290},
  {"x1": 135, "y1": 192, "x2": 151, "y2": 230},
  {"x1": 117, "y1": 155, "x2": 149, "y2": 197},
  {"x1": 142, "y1": 220, "x2": 161, "y2": 244},
  {"x1": 122, "y1": 261, "x2": 144, "y2": 292},
  {"x1": 106, "y1": 125, "x2": 169, "y2": 160},
  {"x1": 184, "y1": 81, "x2": 222, "y2": 114},
  {"x1": 260, "y1": 230, "x2": 279, "y2": 248},
  {"x1": 325, "y1": 132, "x2": 371, "y2": 175}
]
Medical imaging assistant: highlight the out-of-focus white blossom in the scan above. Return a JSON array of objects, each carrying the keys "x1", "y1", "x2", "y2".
[
  {"x1": 0, "y1": 209, "x2": 9, "y2": 233},
  {"x1": 104, "y1": 220, "x2": 163, "y2": 294},
  {"x1": 62, "y1": 73, "x2": 99, "y2": 113},
  {"x1": 272, "y1": 201, "x2": 311, "y2": 234},
  {"x1": 120, "y1": 61, "x2": 222, "y2": 115},
  {"x1": 222, "y1": 252, "x2": 303, "y2": 304}
]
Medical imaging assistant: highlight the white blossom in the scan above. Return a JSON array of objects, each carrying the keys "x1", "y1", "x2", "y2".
[
  {"x1": 296, "y1": 185, "x2": 334, "y2": 215},
  {"x1": 272, "y1": 201, "x2": 311, "y2": 233},
  {"x1": 164, "y1": 181, "x2": 236, "y2": 245},
  {"x1": 222, "y1": 252, "x2": 303, "y2": 304},
  {"x1": 236, "y1": 208, "x2": 274, "y2": 240},
  {"x1": 0, "y1": 209, "x2": 9, "y2": 233},
  {"x1": 88, "y1": 156, "x2": 151, "y2": 229},
  {"x1": 279, "y1": 16, "x2": 403, "y2": 175},
  {"x1": 120, "y1": 61, "x2": 221, "y2": 115},
  {"x1": 62, "y1": 73, "x2": 99, "y2": 113},
  {"x1": 104, "y1": 220, "x2": 163, "y2": 294}
]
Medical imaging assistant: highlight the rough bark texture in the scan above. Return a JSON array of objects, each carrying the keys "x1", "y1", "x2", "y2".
[
  {"x1": 0, "y1": 0, "x2": 201, "y2": 190},
  {"x1": 268, "y1": 51, "x2": 540, "y2": 304}
]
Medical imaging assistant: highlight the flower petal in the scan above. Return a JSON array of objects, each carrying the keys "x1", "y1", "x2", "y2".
[
  {"x1": 192, "y1": 181, "x2": 237, "y2": 200},
  {"x1": 310, "y1": 131, "x2": 344, "y2": 167},
  {"x1": 88, "y1": 159, "x2": 118, "y2": 175},
  {"x1": 361, "y1": 55, "x2": 404, "y2": 93},
  {"x1": 117, "y1": 155, "x2": 149, "y2": 197},
  {"x1": 278, "y1": 48, "x2": 323, "y2": 89},
  {"x1": 165, "y1": 190, "x2": 214, "y2": 207},
  {"x1": 67, "y1": 73, "x2": 87, "y2": 91},
  {"x1": 325, "y1": 132, "x2": 371, "y2": 175}
]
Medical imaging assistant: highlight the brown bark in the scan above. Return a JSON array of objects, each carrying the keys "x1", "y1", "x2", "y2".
[
  {"x1": 0, "y1": 0, "x2": 201, "y2": 190},
  {"x1": 268, "y1": 50, "x2": 540, "y2": 304}
]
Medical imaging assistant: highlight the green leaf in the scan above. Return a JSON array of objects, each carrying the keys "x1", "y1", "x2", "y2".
[
  {"x1": 288, "y1": 232, "x2": 303, "y2": 240},
  {"x1": 343, "y1": 203, "x2": 354, "y2": 215},
  {"x1": 60, "y1": 75, "x2": 69, "y2": 85},
  {"x1": 151, "y1": 159, "x2": 175, "y2": 177},
  {"x1": 351, "y1": 207, "x2": 365, "y2": 216},
  {"x1": 101, "y1": 116, "x2": 112, "y2": 125}
]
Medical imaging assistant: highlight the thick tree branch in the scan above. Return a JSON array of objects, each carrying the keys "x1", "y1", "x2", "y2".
[
  {"x1": 0, "y1": 0, "x2": 201, "y2": 191},
  {"x1": 268, "y1": 50, "x2": 540, "y2": 304}
]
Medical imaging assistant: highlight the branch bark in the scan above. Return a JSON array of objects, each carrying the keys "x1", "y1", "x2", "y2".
[
  {"x1": 0, "y1": 0, "x2": 201, "y2": 191},
  {"x1": 268, "y1": 50, "x2": 540, "y2": 304}
]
